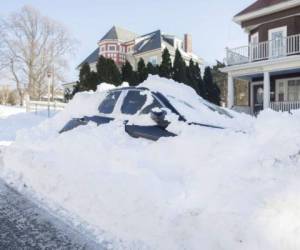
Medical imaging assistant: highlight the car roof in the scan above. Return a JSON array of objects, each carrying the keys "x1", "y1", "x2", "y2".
[
  {"x1": 108, "y1": 86, "x2": 186, "y2": 121},
  {"x1": 108, "y1": 86, "x2": 150, "y2": 92}
]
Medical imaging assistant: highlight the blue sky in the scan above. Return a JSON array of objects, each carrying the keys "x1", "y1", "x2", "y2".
[{"x1": 1, "y1": 0, "x2": 254, "y2": 82}]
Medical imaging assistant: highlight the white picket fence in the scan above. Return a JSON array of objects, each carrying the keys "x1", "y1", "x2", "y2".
[{"x1": 26, "y1": 100, "x2": 66, "y2": 115}]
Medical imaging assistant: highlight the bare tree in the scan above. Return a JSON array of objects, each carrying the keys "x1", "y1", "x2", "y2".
[
  {"x1": 0, "y1": 6, "x2": 76, "y2": 105},
  {"x1": 0, "y1": 85, "x2": 11, "y2": 105}
]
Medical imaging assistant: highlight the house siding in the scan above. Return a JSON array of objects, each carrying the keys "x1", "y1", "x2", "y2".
[
  {"x1": 242, "y1": 5, "x2": 300, "y2": 28},
  {"x1": 249, "y1": 16, "x2": 300, "y2": 42}
]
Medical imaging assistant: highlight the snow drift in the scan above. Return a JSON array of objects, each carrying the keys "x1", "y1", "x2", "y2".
[
  {"x1": 1, "y1": 76, "x2": 300, "y2": 250},
  {"x1": 0, "y1": 105, "x2": 47, "y2": 145}
]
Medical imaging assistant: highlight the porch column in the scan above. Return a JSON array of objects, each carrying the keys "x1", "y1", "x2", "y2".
[
  {"x1": 227, "y1": 73, "x2": 234, "y2": 109},
  {"x1": 263, "y1": 71, "x2": 270, "y2": 109}
]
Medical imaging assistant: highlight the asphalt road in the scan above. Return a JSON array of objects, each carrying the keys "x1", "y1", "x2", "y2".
[{"x1": 0, "y1": 181, "x2": 105, "y2": 250}]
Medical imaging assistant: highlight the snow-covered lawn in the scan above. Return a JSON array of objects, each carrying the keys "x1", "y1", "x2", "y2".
[
  {"x1": 0, "y1": 105, "x2": 48, "y2": 146},
  {"x1": 1, "y1": 77, "x2": 300, "y2": 249}
]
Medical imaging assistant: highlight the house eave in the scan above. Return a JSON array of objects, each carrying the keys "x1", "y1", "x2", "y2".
[
  {"x1": 233, "y1": 0, "x2": 300, "y2": 25},
  {"x1": 221, "y1": 54, "x2": 300, "y2": 76}
]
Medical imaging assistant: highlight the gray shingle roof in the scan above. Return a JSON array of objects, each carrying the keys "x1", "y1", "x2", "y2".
[
  {"x1": 134, "y1": 30, "x2": 162, "y2": 55},
  {"x1": 78, "y1": 47, "x2": 99, "y2": 68},
  {"x1": 100, "y1": 26, "x2": 137, "y2": 42}
]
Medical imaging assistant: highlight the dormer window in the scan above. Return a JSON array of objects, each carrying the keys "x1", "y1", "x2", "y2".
[{"x1": 108, "y1": 45, "x2": 116, "y2": 51}]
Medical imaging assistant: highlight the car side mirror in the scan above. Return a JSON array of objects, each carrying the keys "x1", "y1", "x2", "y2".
[{"x1": 150, "y1": 110, "x2": 170, "y2": 128}]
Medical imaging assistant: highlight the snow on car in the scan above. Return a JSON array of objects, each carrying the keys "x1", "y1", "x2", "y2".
[
  {"x1": 1, "y1": 76, "x2": 300, "y2": 250},
  {"x1": 59, "y1": 84, "x2": 233, "y2": 140}
]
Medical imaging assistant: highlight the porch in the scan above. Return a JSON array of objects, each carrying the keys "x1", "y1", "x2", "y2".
[{"x1": 228, "y1": 69, "x2": 300, "y2": 115}]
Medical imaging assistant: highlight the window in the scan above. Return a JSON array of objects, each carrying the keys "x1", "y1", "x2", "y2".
[
  {"x1": 140, "y1": 98, "x2": 163, "y2": 114},
  {"x1": 148, "y1": 56, "x2": 158, "y2": 66},
  {"x1": 98, "y1": 91, "x2": 121, "y2": 114},
  {"x1": 101, "y1": 46, "x2": 106, "y2": 52},
  {"x1": 288, "y1": 80, "x2": 300, "y2": 101},
  {"x1": 277, "y1": 81, "x2": 285, "y2": 101},
  {"x1": 109, "y1": 45, "x2": 116, "y2": 51},
  {"x1": 121, "y1": 91, "x2": 147, "y2": 115}
]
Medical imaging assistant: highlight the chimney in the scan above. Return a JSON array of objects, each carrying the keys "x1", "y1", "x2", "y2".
[{"x1": 184, "y1": 34, "x2": 192, "y2": 53}]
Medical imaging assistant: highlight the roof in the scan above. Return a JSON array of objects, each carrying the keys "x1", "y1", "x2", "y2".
[
  {"x1": 78, "y1": 47, "x2": 99, "y2": 68},
  {"x1": 100, "y1": 26, "x2": 137, "y2": 42},
  {"x1": 134, "y1": 30, "x2": 162, "y2": 55},
  {"x1": 235, "y1": 0, "x2": 290, "y2": 16}
]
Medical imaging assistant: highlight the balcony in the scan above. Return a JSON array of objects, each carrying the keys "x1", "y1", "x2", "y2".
[{"x1": 226, "y1": 34, "x2": 300, "y2": 66}]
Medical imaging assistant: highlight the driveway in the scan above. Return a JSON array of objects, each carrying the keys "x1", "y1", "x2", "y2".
[{"x1": 0, "y1": 180, "x2": 105, "y2": 249}]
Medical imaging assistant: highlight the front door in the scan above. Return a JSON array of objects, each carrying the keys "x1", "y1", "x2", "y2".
[{"x1": 253, "y1": 84, "x2": 264, "y2": 115}]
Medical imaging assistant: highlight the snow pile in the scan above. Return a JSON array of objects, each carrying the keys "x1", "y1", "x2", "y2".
[
  {"x1": 0, "y1": 106, "x2": 48, "y2": 145},
  {"x1": 0, "y1": 105, "x2": 25, "y2": 118},
  {"x1": 1, "y1": 77, "x2": 300, "y2": 249}
]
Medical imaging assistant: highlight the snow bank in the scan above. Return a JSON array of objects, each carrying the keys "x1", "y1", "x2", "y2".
[
  {"x1": 0, "y1": 106, "x2": 48, "y2": 145},
  {"x1": 1, "y1": 77, "x2": 300, "y2": 249},
  {"x1": 0, "y1": 105, "x2": 25, "y2": 118}
]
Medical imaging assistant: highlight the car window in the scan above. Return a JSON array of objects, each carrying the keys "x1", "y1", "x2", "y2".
[
  {"x1": 140, "y1": 98, "x2": 163, "y2": 114},
  {"x1": 121, "y1": 90, "x2": 147, "y2": 115},
  {"x1": 98, "y1": 91, "x2": 121, "y2": 114}
]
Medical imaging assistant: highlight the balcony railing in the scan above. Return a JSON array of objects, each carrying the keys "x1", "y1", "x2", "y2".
[
  {"x1": 226, "y1": 34, "x2": 300, "y2": 66},
  {"x1": 270, "y1": 101, "x2": 300, "y2": 112}
]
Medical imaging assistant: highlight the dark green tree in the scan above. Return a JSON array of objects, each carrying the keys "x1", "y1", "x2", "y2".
[
  {"x1": 137, "y1": 58, "x2": 148, "y2": 83},
  {"x1": 131, "y1": 71, "x2": 140, "y2": 86},
  {"x1": 172, "y1": 49, "x2": 187, "y2": 83},
  {"x1": 71, "y1": 83, "x2": 79, "y2": 97},
  {"x1": 203, "y1": 66, "x2": 221, "y2": 105},
  {"x1": 159, "y1": 48, "x2": 172, "y2": 79},
  {"x1": 78, "y1": 63, "x2": 91, "y2": 91},
  {"x1": 211, "y1": 61, "x2": 227, "y2": 105},
  {"x1": 96, "y1": 56, "x2": 122, "y2": 86},
  {"x1": 76, "y1": 62, "x2": 99, "y2": 92},
  {"x1": 186, "y1": 59, "x2": 198, "y2": 92},
  {"x1": 147, "y1": 62, "x2": 159, "y2": 75},
  {"x1": 107, "y1": 58, "x2": 122, "y2": 86},
  {"x1": 121, "y1": 60, "x2": 134, "y2": 84}
]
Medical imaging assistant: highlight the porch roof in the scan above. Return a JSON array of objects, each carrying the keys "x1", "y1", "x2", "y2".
[{"x1": 236, "y1": 67, "x2": 300, "y2": 81}]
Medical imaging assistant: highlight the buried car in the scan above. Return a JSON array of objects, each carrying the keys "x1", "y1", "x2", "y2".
[{"x1": 60, "y1": 87, "x2": 233, "y2": 141}]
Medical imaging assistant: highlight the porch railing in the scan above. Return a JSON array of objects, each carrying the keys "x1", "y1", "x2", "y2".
[
  {"x1": 226, "y1": 34, "x2": 300, "y2": 66},
  {"x1": 270, "y1": 101, "x2": 300, "y2": 112}
]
